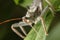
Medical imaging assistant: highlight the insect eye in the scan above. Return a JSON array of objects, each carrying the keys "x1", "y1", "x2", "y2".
[{"x1": 25, "y1": 17, "x2": 30, "y2": 19}]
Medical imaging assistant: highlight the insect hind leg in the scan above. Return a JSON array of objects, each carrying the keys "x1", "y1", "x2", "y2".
[
  {"x1": 45, "y1": 0, "x2": 55, "y2": 16},
  {"x1": 40, "y1": 16, "x2": 48, "y2": 36},
  {"x1": 11, "y1": 22, "x2": 27, "y2": 39},
  {"x1": 40, "y1": 6, "x2": 49, "y2": 35}
]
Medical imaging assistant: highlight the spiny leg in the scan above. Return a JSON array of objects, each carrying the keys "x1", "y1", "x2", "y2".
[
  {"x1": 39, "y1": 0, "x2": 55, "y2": 35},
  {"x1": 40, "y1": 6, "x2": 48, "y2": 16},
  {"x1": 30, "y1": 25, "x2": 38, "y2": 34},
  {"x1": 22, "y1": 17, "x2": 41, "y2": 38},
  {"x1": 18, "y1": 22, "x2": 31, "y2": 36},
  {"x1": 45, "y1": 0, "x2": 55, "y2": 16},
  {"x1": 39, "y1": 0, "x2": 43, "y2": 12},
  {"x1": 11, "y1": 23, "x2": 26, "y2": 39},
  {"x1": 49, "y1": 7, "x2": 56, "y2": 16},
  {"x1": 40, "y1": 6, "x2": 49, "y2": 35},
  {"x1": 45, "y1": 0, "x2": 54, "y2": 9},
  {"x1": 22, "y1": 21, "x2": 41, "y2": 38},
  {"x1": 38, "y1": 0, "x2": 48, "y2": 35},
  {"x1": 40, "y1": 16, "x2": 48, "y2": 35},
  {"x1": 18, "y1": 21, "x2": 41, "y2": 38},
  {"x1": 19, "y1": 26, "x2": 27, "y2": 36},
  {"x1": 29, "y1": 24, "x2": 42, "y2": 38}
]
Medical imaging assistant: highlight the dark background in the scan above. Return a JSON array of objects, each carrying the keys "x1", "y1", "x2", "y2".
[{"x1": 0, "y1": 0, "x2": 27, "y2": 40}]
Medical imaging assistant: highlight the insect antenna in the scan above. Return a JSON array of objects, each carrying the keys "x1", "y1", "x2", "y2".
[{"x1": 0, "y1": 18, "x2": 22, "y2": 25}]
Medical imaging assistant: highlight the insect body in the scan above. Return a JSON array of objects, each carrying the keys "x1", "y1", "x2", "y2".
[
  {"x1": 11, "y1": 0, "x2": 44, "y2": 38},
  {"x1": 0, "y1": 0, "x2": 55, "y2": 39}
]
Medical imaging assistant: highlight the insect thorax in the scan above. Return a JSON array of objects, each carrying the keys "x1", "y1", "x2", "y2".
[
  {"x1": 25, "y1": 7, "x2": 41, "y2": 24},
  {"x1": 23, "y1": 0, "x2": 42, "y2": 24}
]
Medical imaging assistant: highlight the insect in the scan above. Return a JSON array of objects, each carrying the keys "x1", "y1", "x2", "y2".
[{"x1": 0, "y1": 0, "x2": 55, "y2": 39}]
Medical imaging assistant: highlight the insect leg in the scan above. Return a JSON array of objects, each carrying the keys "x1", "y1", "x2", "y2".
[
  {"x1": 18, "y1": 22, "x2": 30, "y2": 36},
  {"x1": 30, "y1": 25, "x2": 38, "y2": 34},
  {"x1": 45, "y1": 0, "x2": 54, "y2": 9},
  {"x1": 39, "y1": 0, "x2": 43, "y2": 11},
  {"x1": 40, "y1": 6, "x2": 49, "y2": 16},
  {"x1": 40, "y1": 16, "x2": 48, "y2": 35},
  {"x1": 40, "y1": 6, "x2": 49, "y2": 35},
  {"x1": 29, "y1": 24, "x2": 42, "y2": 38},
  {"x1": 22, "y1": 17, "x2": 41, "y2": 38},
  {"x1": 11, "y1": 23, "x2": 25, "y2": 39},
  {"x1": 49, "y1": 7, "x2": 56, "y2": 16},
  {"x1": 45, "y1": 0, "x2": 56, "y2": 16}
]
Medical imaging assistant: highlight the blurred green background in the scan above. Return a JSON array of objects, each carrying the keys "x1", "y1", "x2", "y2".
[{"x1": 0, "y1": 0, "x2": 60, "y2": 40}]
